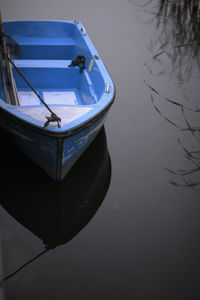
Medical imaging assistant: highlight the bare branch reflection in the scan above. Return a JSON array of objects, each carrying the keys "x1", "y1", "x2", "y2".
[
  {"x1": 142, "y1": 0, "x2": 200, "y2": 83},
  {"x1": 144, "y1": 78, "x2": 200, "y2": 188},
  {"x1": 135, "y1": 0, "x2": 200, "y2": 188}
]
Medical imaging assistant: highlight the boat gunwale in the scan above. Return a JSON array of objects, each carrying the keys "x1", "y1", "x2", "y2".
[{"x1": 0, "y1": 88, "x2": 115, "y2": 138}]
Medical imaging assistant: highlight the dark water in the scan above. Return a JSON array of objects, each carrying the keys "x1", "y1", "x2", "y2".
[{"x1": 0, "y1": 1, "x2": 200, "y2": 299}]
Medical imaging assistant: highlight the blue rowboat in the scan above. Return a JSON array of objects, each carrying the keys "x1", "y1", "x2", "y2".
[{"x1": 0, "y1": 20, "x2": 115, "y2": 180}]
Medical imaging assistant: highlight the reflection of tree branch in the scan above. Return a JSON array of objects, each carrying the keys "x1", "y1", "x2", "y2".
[
  {"x1": 163, "y1": 126, "x2": 200, "y2": 188},
  {"x1": 181, "y1": 107, "x2": 195, "y2": 137},
  {"x1": 128, "y1": 0, "x2": 154, "y2": 7},
  {"x1": 143, "y1": 79, "x2": 197, "y2": 112},
  {"x1": 140, "y1": 1, "x2": 200, "y2": 189},
  {"x1": 144, "y1": 79, "x2": 200, "y2": 188},
  {"x1": 169, "y1": 179, "x2": 200, "y2": 189},
  {"x1": 144, "y1": 0, "x2": 200, "y2": 83},
  {"x1": 151, "y1": 94, "x2": 181, "y2": 129},
  {"x1": 164, "y1": 166, "x2": 200, "y2": 176},
  {"x1": 177, "y1": 138, "x2": 200, "y2": 166}
]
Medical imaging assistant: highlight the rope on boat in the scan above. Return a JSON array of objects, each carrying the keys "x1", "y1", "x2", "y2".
[{"x1": 0, "y1": 47, "x2": 62, "y2": 128}]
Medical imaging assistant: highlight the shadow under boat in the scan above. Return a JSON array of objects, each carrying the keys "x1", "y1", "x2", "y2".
[{"x1": 0, "y1": 126, "x2": 111, "y2": 250}]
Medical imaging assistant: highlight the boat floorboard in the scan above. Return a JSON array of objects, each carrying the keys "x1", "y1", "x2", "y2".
[
  {"x1": 13, "y1": 60, "x2": 72, "y2": 68},
  {"x1": 12, "y1": 36, "x2": 76, "y2": 46},
  {"x1": 18, "y1": 105, "x2": 92, "y2": 128}
]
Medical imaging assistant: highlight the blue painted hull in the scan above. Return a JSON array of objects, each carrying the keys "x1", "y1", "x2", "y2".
[{"x1": 0, "y1": 110, "x2": 107, "y2": 180}]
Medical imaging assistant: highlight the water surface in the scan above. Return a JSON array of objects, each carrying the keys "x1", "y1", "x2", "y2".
[{"x1": 0, "y1": 1, "x2": 200, "y2": 299}]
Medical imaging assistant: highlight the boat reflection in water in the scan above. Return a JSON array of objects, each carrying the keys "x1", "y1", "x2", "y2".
[{"x1": 0, "y1": 126, "x2": 111, "y2": 280}]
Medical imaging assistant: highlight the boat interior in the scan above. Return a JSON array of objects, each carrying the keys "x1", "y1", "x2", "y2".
[{"x1": 0, "y1": 21, "x2": 106, "y2": 108}]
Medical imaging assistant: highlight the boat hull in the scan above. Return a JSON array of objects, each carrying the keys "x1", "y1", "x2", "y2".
[{"x1": 0, "y1": 110, "x2": 107, "y2": 181}]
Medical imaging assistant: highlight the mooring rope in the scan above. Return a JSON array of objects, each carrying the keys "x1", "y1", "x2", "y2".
[
  {"x1": 0, "y1": 47, "x2": 62, "y2": 128},
  {"x1": 3, "y1": 247, "x2": 51, "y2": 281}
]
